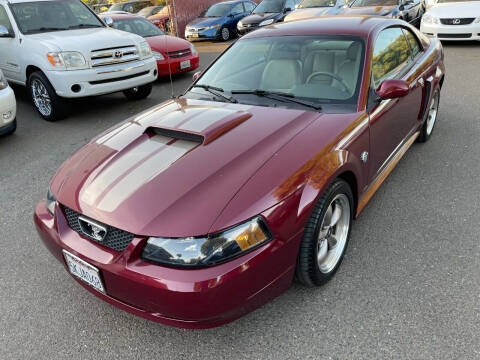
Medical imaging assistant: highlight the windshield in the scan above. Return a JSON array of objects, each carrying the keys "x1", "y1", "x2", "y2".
[
  {"x1": 112, "y1": 18, "x2": 164, "y2": 37},
  {"x1": 205, "y1": 3, "x2": 231, "y2": 17},
  {"x1": 352, "y1": 0, "x2": 397, "y2": 6},
  {"x1": 254, "y1": 0, "x2": 285, "y2": 13},
  {"x1": 109, "y1": 3, "x2": 126, "y2": 11},
  {"x1": 11, "y1": 0, "x2": 104, "y2": 35},
  {"x1": 190, "y1": 35, "x2": 364, "y2": 109},
  {"x1": 299, "y1": 0, "x2": 338, "y2": 8},
  {"x1": 138, "y1": 6, "x2": 162, "y2": 16}
]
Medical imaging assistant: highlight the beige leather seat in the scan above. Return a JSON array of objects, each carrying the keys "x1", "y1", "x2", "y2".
[
  {"x1": 260, "y1": 59, "x2": 302, "y2": 92},
  {"x1": 336, "y1": 42, "x2": 361, "y2": 94},
  {"x1": 303, "y1": 50, "x2": 335, "y2": 85}
]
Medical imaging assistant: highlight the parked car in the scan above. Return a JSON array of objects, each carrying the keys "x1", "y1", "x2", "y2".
[
  {"x1": 137, "y1": 5, "x2": 164, "y2": 18},
  {"x1": 100, "y1": 14, "x2": 199, "y2": 76},
  {"x1": 35, "y1": 15, "x2": 445, "y2": 328},
  {"x1": 92, "y1": 3, "x2": 112, "y2": 13},
  {"x1": 284, "y1": 0, "x2": 348, "y2": 22},
  {"x1": 341, "y1": 0, "x2": 426, "y2": 27},
  {"x1": 145, "y1": 6, "x2": 172, "y2": 33},
  {"x1": 0, "y1": 0, "x2": 157, "y2": 121},
  {"x1": 0, "y1": 70, "x2": 16, "y2": 136},
  {"x1": 108, "y1": 0, "x2": 153, "y2": 14},
  {"x1": 421, "y1": 0, "x2": 480, "y2": 40},
  {"x1": 237, "y1": 0, "x2": 296, "y2": 35},
  {"x1": 185, "y1": 0, "x2": 256, "y2": 41}
]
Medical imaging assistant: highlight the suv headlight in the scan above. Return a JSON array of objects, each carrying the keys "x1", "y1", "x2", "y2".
[
  {"x1": 259, "y1": 19, "x2": 274, "y2": 27},
  {"x1": 142, "y1": 217, "x2": 272, "y2": 267},
  {"x1": 0, "y1": 70, "x2": 8, "y2": 90},
  {"x1": 422, "y1": 14, "x2": 439, "y2": 24},
  {"x1": 138, "y1": 41, "x2": 153, "y2": 59},
  {"x1": 46, "y1": 187, "x2": 56, "y2": 216},
  {"x1": 475, "y1": 17, "x2": 480, "y2": 23},
  {"x1": 47, "y1": 52, "x2": 88, "y2": 70}
]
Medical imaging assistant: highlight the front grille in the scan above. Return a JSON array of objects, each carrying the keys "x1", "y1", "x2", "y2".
[
  {"x1": 89, "y1": 70, "x2": 150, "y2": 85},
  {"x1": 166, "y1": 48, "x2": 191, "y2": 59},
  {"x1": 438, "y1": 33, "x2": 472, "y2": 38},
  {"x1": 440, "y1": 18, "x2": 475, "y2": 25},
  {"x1": 91, "y1": 45, "x2": 139, "y2": 67},
  {"x1": 64, "y1": 207, "x2": 135, "y2": 252}
]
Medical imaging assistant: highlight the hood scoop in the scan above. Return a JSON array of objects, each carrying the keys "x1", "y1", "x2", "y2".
[{"x1": 145, "y1": 108, "x2": 252, "y2": 145}]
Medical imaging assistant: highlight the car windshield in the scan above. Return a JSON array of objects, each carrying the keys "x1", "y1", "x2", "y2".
[
  {"x1": 112, "y1": 18, "x2": 164, "y2": 37},
  {"x1": 109, "y1": 3, "x2": 127, "y2": 12},
  {"x1": 205, "y1": 3, "x2": 231, "y2": 17},
  {"x1": 138, "y1": 6, "x2": 162, "y2": 16},
  {"x1": 11, "y1": 0, "x2": 104, "y2": 35},
  {"x1": 254, "y1": 0, "x2": 285, "y2": 13},
  {"x1": 351, "y1": 0, "x2": 397, "y2": 6},
  {"x1": 190, "y1": 35, "x2": 364, "y2": 109},
  {"x1": 299, "y1": 0, "x2": 338, "y2": 8}
]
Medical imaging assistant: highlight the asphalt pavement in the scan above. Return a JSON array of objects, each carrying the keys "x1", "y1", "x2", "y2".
[{"x1": 0, "y1": 41, "x2": 479, "y2": 360}]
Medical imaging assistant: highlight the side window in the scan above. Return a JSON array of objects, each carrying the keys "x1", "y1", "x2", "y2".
[
  {"x1": 372, "y1": 27, "x2": 410, "y2": 88},
  {"x1": 244, "y1": 2, "x2": 256, "y2": 12},
  {"x1": 0, "y1": 6, "x2": 13, "y2": 34},
  {"x1": 402, "y1": 28, "x2": 421, "y2": 60},
  {"x1": 231, "y1": 3, "x2": 244, "y2": 15}
]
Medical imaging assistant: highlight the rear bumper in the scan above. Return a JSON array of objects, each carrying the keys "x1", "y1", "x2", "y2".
[
  {"x1": 237, "y1": 25, "x2": 258, "y2": 35},
  {"x1": 34, "y1": 200, "x2": 297, "y2": 328},
  {"x1": 157, "y1": 54, "x2": 200, "y2": 77},
  {"x1": 46, "y1": 57, "x2": 158, "y2": 98},
  {"x1": 420, "y1": 22, "x2": 480, "y2": 41}
]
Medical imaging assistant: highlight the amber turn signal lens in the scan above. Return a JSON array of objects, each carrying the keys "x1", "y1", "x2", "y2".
[{"x1": 235, "y1": 223, "x2": 268, "y2": 251}]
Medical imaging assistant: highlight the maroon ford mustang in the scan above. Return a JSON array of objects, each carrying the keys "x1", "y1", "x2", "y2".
[{"x1": 34, "y1": 16, "x2": 445, "y2": 328}]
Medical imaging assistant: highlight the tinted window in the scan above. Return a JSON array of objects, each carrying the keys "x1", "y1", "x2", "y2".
[
  {"x1": 113, "y1": 18, "x2": 164, "y2": 37},
  {"x1": 0, "y1": 5, "x2": 13, "y2": 33},
  {"x1": 402, "y1": 28, "x2": 421, "y2": 59},
  {"x1": 205, "y1": 3, "x2": 231, "y2": 17},
  {"x1": 254, "y1": 0, "x2": 285, "y2": 13},
  {"x1": 244, "y1": 2, "x2": 256, "y2": 11},
  {"x1": 230, "y1": 3, "x2": 245, "y2": 15},
  {"x1": 352, "y1": 0, "x2": 397, "y2": 6},
  {"x1": 285, "y1": 0, "x2": 295, "y2": 9},
  {"x1": 299, "y1": 0, "x2": 337, "y2": 7},
  {"x1": 372, "y1": 28, "x2": 410, "y2": 88}
]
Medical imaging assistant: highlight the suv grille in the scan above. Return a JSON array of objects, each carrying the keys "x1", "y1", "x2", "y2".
[
  {"x1": 166, "y1": 48, "x2": 191, "y2": 59},
  {"x1": 440, "y1": 18, "x2": 475, "y2": 25},
  {"x1": 90, "y1": 45, "x2": 139, "y2": 67},
  {"x1": 64, "y1": 207, "x2": 135, "y2": 252}
]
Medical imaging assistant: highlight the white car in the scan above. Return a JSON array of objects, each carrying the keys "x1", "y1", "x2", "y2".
[
  {"x1": 421, "y1": 0, "x2": 480, "y2": 41},
  {"x1": 0, "y1": 0, "x2": 158, "y2": 121},
  {"x1": 0, "y1": 70, "x2": 16, "y2": 136}
]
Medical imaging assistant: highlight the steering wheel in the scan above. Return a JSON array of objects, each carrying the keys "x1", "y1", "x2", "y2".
[{"x1": 306, "y1": 71, "x2": 350, "y2": 93}]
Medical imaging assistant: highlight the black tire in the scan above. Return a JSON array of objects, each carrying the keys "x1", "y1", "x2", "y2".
[
  {"x1": 296, "y1": 179, "x2": 354, "y2": 287},
  {"x1": 28, "y1": 71, "x2": 67, "y2": 121},
  {"x1": 418, "y1": 89, "x2": 440, "y2": 143},
  {"x1": 220, "y1": 26, "x2": 230, "y2": 41},
  {"x1": 123, "y1": 83, "x2": 152, "y2": 100}
]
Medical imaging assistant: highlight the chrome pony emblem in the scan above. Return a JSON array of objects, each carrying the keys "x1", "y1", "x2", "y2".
[{"x1": 78, "y1": 216, "x2": 107, "y2": 242}]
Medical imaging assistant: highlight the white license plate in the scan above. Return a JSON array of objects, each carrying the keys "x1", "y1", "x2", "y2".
[
  {"x1": 191, "y1": 33, "x2": 199, "y2": 38},
  {"x1": 63, "y1": 250, "x2": 105, "y2": 293},
  {"x1": 180, "y1": 60, "x2": 191, "y2": 70}
]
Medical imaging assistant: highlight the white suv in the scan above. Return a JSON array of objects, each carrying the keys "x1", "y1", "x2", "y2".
[{"x1": 0, "y1": 0, "x2": 158, "y2": 121}]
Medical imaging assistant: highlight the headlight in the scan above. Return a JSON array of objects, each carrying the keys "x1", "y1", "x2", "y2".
[
  {"x1": 205, "y1": 24, "x2": 220, "y2": 30},
  {"x1": 0, "y1": 70, "x2": 8, "y2": 90},
  {"x1": 46, "y1": 187, "x2": 56, "y2": 216},
  {"x1": 152, "y1": 51, "x2": 165, "y2": 60},
  {"x1": 422, "y1": 14, "x2": 439, "y2": 24},
  {"x1": 190, "y1": 43, "x2": 197, "y2": 54},
  {"x1": 259, "y1": 19, "x2": 274, "y2": 27},
  {"x1": 237, "y1": 20, "x2": 243, "y2": 27},
  {"x1": 138, "y1": 41, "x2": 153, "y2": 59},
  {"x1": 475, "y1": 17, "x2": 480, "y2": 23},
  {"x1": 142, "y1": 217, "x2": 272, "y2": 267},
  {"x1": 47, "y1": 52, "x2": 88, "y2": 70}
]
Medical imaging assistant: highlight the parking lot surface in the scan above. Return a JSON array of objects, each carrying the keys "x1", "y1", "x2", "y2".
[{"x1": 1, "y1": 41, "x2": 479, "y2": 359}]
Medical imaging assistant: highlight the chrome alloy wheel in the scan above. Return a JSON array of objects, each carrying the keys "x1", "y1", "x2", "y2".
[
  {"x1": 426, "y1": 91, "x2": 439, "y2": 136},
  {"x1": 31, "y1": 79, "x2": 52, "y2": 117},
  {"x1": 221, "y1": 27, "x2": 230, "y2": 41},
  {"x1": 316, "y1": 194, "x2": 351, "y2": 274}
]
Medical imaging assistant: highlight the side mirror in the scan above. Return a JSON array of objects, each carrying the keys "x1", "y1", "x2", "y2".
[
  {"x1": 193, "y1": 71, "x2": 202, "y2": 82},
  {"x1": 376, "y1": 80, "x2": 409, "y2": 99},
  {"x1": 0, "y1": 25, "x2": 13, "y2": 38},
  {"x1": 103, "y1": 16, "x2": 114, "y2": 27}
]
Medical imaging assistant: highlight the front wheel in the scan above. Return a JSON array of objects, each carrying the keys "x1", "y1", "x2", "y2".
[
  {"x1": 220, "y1": 26, "x2": 230, "y2": 41},
  {"x1": 418, "y1": 89, "x2": 440, "y2": 143},
  {"x1": 123, "y1": 83, "x2": 152, "y2": 100},
  {"x1": 296, "y1": 179, "x2": 354, "y2": 287},
  {"x1": 28, "y1": 71, "x2": 67, "y2": 121}
]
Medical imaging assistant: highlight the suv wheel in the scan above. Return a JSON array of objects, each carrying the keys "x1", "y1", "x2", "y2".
[{"x1": 28, "y1": 71, "x2": 67, "y2": 121}]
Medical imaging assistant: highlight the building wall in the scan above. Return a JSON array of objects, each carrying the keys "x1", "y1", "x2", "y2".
[{"x1": 170, "y1": 0, "x2": 260, "y2": 38}]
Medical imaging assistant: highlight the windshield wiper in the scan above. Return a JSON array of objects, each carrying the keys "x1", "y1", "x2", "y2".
[
  {"x1": 231, "y1": 89, "x2": 322, "y2": 110},
  {"x1": 68, "y1": 24, "x2": 103, "y2": 29},
  {"x1": 26, "y1": 27, "x2": 68, "y2": 34},
  {"x1": 192, "y1": 84, "x2": 238, "y2": 103}
]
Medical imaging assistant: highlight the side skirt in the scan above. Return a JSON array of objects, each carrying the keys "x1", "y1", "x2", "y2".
[{"x1": 355, "y1": 131, "x2": 420, "y2": 217}]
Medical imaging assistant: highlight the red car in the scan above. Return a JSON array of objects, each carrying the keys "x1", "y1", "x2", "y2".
[
  {"x1": 101, "y1": 14, "x2": 199, "y2": 76},
  {"x1": 35, "y1": 16, "x2": 445, "y2": 328}
]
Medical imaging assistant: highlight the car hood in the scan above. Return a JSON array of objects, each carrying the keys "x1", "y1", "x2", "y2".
[
  {"x1": 427, "y1": 2, "x2": 480, "y2": 18},
  {"x1": 241, "y1": 12, "x2": 281, "y2": 24},
  {"x1": 187, "y1": 17, "x2": 223, "y2": 28},
  {"x1": 26, "y1": 27, "x2": 142, "y2": 54},
  {"x1": 285, "y1": 7, "x2": 336, "y2": 21},
  {"x1": 341, "y1": 5, "x2": 395, "y2": 16},
  {"x1": 145, "y1": 35, "x2": 191, "y2": 53},
  {"x1": 51, "y1": 99, "x2": 321, "y2": 237}
]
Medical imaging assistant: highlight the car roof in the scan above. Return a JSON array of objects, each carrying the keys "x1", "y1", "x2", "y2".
[{"x1": 244, "y1": 15, "x2": 404, "y2": 39}]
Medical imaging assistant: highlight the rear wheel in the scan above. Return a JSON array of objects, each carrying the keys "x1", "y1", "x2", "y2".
[
  {"x1": 28, "y1": 71, "x2": 67, "y2": 121},
  {"x1": 296, "y1": 179, "x2": 354, "y2": 287},
  {"x1": 123, "y1": 83, "x2": 152, "y2": 100},
  {"x1": 418, "y1": 89, "x2": 440, "y2": 143}
]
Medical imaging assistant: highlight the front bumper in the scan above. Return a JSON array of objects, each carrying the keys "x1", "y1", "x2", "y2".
[
  {"x1": 156, "y1": 53, "x2": 200, "y2": 77},
  {"x1": 237, "y1": 24, "x2": 259, "y2": 35},
  {"x1": 34, "y1": 200, "x2": 298, "y2": 328},
  {"x1": 46, "y1": 57, "x2": 158, "y2": 98},
  {"x1": 185, "y1": 28, "x2": 220, "y2": 41},
  {"x1": 421, "y1": 22, "x2": 480, "y2": 41},
  {"x1": 0, "y1": 86, "x2": 16, "y2": 129}
]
